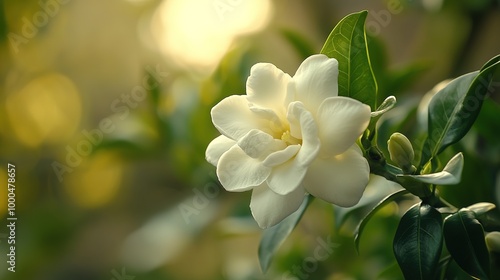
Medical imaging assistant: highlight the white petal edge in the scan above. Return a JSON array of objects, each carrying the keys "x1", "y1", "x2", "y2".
[
  {"x1": 237, "y1": 129, "x2": 285, "y2": 159},
  {"x1": 246, "y1": 62, "x2": 291, "y2": 116},
  {"x1": 250, "y1": 183, "x2": 306, "y2": 229},
  {"x1": 262, "y1": 145, "x2": 300, "y2": 167},
  {"x1": 303, "y1": 145, "x2": 370, "y2": 207},
  {"x1": 292, "y1": 54, "x2": 339, "y2": 115},
  {"x1": 211, "y1": 95, "x2": 268, "y2": 141},
  {"x1": 316, "y1": 96, "x2": 371, "y2": 157},
  {"x1": 217, "y1": 145, "x2": 271, "y2": 192},
  {"x1": 267, "y1": 102, "x2": 320, "y2": 195},
  {"x1": 206, "y1": 135, "x2": 236, "y2": 166}
]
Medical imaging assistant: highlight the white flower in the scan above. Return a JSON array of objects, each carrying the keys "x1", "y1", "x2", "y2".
[{"x1": 206, "y1": 54, "x2": 371, "y2": 228}]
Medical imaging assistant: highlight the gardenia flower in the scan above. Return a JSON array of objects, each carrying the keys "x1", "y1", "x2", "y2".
[{"x1": 206, "y1": 54, "x2": 371, "y2": 228}]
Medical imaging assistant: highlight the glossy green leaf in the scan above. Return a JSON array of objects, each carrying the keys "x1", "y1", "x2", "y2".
[
  {"x1": 444, "y1": 209, "x2": 490, "y2": 279},
  {"x1": 320, "y1": 10, "x2": 377, "y2": 109},
  {"x1": 420, "y1": 60, "x2": 500, "y2": 166},
  {"x1": 445, "y1": 259, "x2": 476, "y2": 280},
  {"x1": 354, "y1": 189, "x2": 408, "y2": 252},
  {"x1": 393, "y1": 203, "x2": 443, "y2": 280},
  {"x1": 334, "y1": 174, "x2": 403, "y2": 230},
  {"x1": 258, "y1": 195, "x2": 311, "y2": 273}
]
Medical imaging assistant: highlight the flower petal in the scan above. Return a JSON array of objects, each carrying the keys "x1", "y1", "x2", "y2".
[
  {"x1": 237, "y1": 129, "x2": 286, "y2": 159},
  {"x1": 248, "y1": 105, "x2": 287, "y2": 139},
  {"x1": 316, "y1": 96, "x2": 371, "y2": 156},
  {"x1": 293, "y1": 54, "x2": 339, "y2": 115},
  {"x1": 250, "y1": 183, "x2": 306, "y2": 228},
  {"x1": 211, "y1": 95, "x2": 269, "y2": 140},
  {"x1": 262, "y1": 145, "x2": 300, "y2": 167},
  {"x1": 217, "y1": 145, "x2": 271, "y2": 192},
  {"x1": 246, "y1": 62, "x2": 292, "y2": 115},
  {"x1": 304, "y1": 145, "x2": 369, "y2": 207},
  {"x1": 267, "y1": 102, "x2": 320, "y2": 195},
  {"x1": 206, "y1": 135, "x2": 236, "y2": 166}
]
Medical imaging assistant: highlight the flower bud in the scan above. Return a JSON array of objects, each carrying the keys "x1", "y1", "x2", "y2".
[
  {"x1": 486, "y1": 232, "x2": 500, "y2": 253},
  {"x1": 387, "y1": 133, "x2": 415, "y2": 173}
]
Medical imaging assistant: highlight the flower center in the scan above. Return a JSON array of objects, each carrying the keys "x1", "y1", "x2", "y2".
[{"x1": 281, "y1": 130, "x2": 302, "y2": 146}]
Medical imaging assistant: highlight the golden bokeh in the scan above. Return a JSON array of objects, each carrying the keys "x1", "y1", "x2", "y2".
[
  {"x1": 0, "y1": 169, "x2": 7, "y2": 217},
  {"x1": 6, "y1": 73, "x2": 81, "y2": 148},
  {"x1": 64, "y1": 151, "x2": 124, "y2": 209},
  {"x1": 152, "y1": 0, "x2": 273, "y2": 72}
]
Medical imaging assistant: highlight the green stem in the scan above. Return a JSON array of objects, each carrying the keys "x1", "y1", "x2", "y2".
[{"x1": 366, "y1": 145, "x2": 458, "y2": 211}]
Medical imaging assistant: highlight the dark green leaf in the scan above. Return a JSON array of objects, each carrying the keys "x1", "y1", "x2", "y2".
[
  {"x1": 420, "y1": 60, "x2": 500, "y2": 167},
  {"x1": 320, "y1": 10, "x2": 377, "y2": 110},
  {"x1": 477, "y1": 209, "x2": 500, "y2": 232},
  {"x1": 444, "y1": 209, "x2": 490, "y2": 279},
  {"x1": 445, "y1": 259, "x2": 476, "y2": 280},
  {"x1": 354, "y1": 189, "x2": 408, "y2": 252},
  {"x1": 393, "y1": 203, "x2": 443, "y2": 280},
  {"x1": 258, "y1": 195, "x2": 311, "y2": 273}
]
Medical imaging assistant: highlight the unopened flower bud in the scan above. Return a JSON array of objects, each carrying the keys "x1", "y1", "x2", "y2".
[
  {"x1": 486, "y1": 232, "x2": 500, "y2": 253},
  {"x1": 387, "y1": 133, "x2": 415, "y2": 173}
]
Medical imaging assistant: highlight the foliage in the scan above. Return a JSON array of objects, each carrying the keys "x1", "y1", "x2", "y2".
[{"x1": 257, "y1": 10, "x2": 500, "y2": 279}]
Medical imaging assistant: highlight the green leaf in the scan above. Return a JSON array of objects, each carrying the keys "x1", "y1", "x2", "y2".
[
  {"x1": 480, "y1": 54, "x2": 500, "y2": 72},
  {"x1": 400, "y1": 152, "x2": 463, "y2": 185},
  {"x1": 258, "y1": 195, "x2": 311, "y2": 273},
  {"x1": 420, "y1": 60, "x2": 500, "y2": 167},
  {"x1": 334, "y1": 174, "x2": 403, "y2": 230},
  {"x1": 320, "y1": 10, "x2": 377, "y2": 110},
  {"x1": 444, "y1": 209, "x2": 490, "y2": 279},
  {"x1": 354, "y1": 189, "x2": 408, "y2": 252},
  {"x1": 445, "y1": 259, "x2": 476, "y2": 280},
  {"x1": 393, "y1": 203, "x2": 443, "y2": 280}
]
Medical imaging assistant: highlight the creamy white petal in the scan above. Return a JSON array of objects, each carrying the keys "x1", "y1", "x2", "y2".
[
  {"x1": 248, "y1": 105, "x2": 287, "y2": 139},
  {"x1": 250, "y1": 183, "x2": 306, "y2": 229},
  {"x1": 293, "y1": 54, "x2": 339, "y2": 115},
  {"x1": 266, "y1": 159, "x2": 307, "y2": 195},
  {"x1": 287, "y1": 102, "x2": 321, "y2": 167},
  {"x1": 206, "y1": 135, "x2": 236, "y2": 166},
  {"x1": 237, "y1": 129, "x2": 286, "y2": 159},
  {"x1": 217, "y1": 145, "x2": 271, "y2": 192},
  {"x1": 303, "y1": 145, "x2": 369, "y2": 207},
  {"x1": 262, "y1": 145, "x2": 300, "y2": 167},
  {"x1": 211, "y1": 95, "x2": 268, "y2": 140},
  {"x1": 267, "y1": 102, "x2": 320, "y2": 195},
  {"x1": 246, "y1": 62, "x2": 291, "y2": 115},
  {"x1": 316, "y1": 96, "x2": 371, "y2": 157}
]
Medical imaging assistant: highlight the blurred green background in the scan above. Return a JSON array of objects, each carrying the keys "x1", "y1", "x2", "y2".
[{"x1": 0, "y1": 0, "x2": 499, "y2": 279}]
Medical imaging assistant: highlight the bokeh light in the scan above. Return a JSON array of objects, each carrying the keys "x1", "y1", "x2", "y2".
[
  {"x1": 151, "y1": 0, "x2": 273, "y2": 72},
  {"x1": 5, "y1": 73, "x2": 81, "y2": 148},
  {"x1": 64, "y1": 151, "x2": 124, "y2": 208}
]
